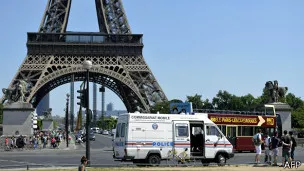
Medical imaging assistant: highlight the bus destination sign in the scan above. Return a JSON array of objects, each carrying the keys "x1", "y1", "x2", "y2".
[{"x1": 208, "y1": 114, "x2": 275, "y2": 126}]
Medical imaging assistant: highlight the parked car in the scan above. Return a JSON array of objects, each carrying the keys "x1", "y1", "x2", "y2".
[
  {"x1": 91, "y1": 127, "x2": 100, "y2": 133},
  {"x1": 102, "y1": 130, "x2": 109, "y2": 135},
  {"x1": 83, "y1": 130, "x2": 96, "y2": 141},
  {"x1": 98, "y1": 129, "x2": 103, "y2": 134}
]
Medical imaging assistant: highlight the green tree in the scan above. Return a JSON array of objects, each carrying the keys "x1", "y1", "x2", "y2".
[
  {"x1": 150, "y1": 100, "x2": 170, "y2": 114},
  {"x1": 53, "y1": 120, "x2": 58, "y2": 129},
  {"x1": 291, "y1": 107, "x2": 304, "y2": 128},
  {"x1": 212, "y1": 90, "x2": 233, "y2": 110},
  {"x1": 37, "y1": 119, "x2": 43, "y2": 130},
  {"x1": 286, "y1": 93, "x2": 304, "y2": 110},
  {"x1": 202, "y1": 99, "x2": 213, "y2": 109},
  {"x1": 186, "y1": 94, "x2": 203, "y2": 109}
]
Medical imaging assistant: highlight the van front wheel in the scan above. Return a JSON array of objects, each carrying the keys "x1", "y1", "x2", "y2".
[
  {"x1": 217, "y1": 154, "x2": 226, "y2": 166},
  {"x1": 148, "y1": 154, "x2": 161, "y2": 166}
]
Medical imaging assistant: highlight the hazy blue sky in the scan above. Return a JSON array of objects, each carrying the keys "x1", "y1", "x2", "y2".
[{"x1": 1, "y1": 1, "x2": 304, "y2": 116}]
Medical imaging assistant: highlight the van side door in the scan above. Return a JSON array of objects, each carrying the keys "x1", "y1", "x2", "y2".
[{"x1": 172, "y1": 121, "x2": 191, "y2": 160}]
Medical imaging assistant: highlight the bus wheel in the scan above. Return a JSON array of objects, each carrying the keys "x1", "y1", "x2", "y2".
[
  {"x1": 217, "y1": 154, "x2": 226, "y2": 166},
  {"x1": 148, "y1": 154, "x2": 161, "y2": 166}
]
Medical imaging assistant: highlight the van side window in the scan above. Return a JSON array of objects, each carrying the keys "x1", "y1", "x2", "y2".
[
  {"x1": 121, "y1": 123, "x2": 126, "y2": 138},
  {"x1": 116, "y1": 123, "x2": 121, "y2": 138},
  {"x1": 175, "y1": 123, "x2": 188, "y2": 137},
  {"x1": 206, "y1": 125, "x2": 221, "y2": 136}
]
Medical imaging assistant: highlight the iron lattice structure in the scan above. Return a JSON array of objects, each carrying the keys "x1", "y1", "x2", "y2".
[{"x1": 2, "y1": 0, "x2": 167, "y2": 112}]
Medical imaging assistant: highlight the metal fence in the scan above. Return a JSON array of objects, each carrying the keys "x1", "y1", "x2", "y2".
[{"x1": 296, "y1": 138, "x2": 304, "y2": 147}]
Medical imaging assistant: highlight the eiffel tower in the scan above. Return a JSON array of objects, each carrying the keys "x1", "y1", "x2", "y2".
[{"x1": 1, "y1": 0, "x2": 167, "y2": 113}]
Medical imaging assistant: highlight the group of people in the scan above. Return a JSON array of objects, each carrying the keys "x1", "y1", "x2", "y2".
[
  {"x1": 3, "y1": 130, "x2": 66, "y2": 150},
  {"x1": 253, "y1": 128, "x2": 297, "y2": 166},
  {"x1": 4, "y1": 135, "x2": 26, "y2": 150}
]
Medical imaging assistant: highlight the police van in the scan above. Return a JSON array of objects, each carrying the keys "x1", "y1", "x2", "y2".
[{"x1": 113, "y1": 112, "x2": 234, "y2": 166}]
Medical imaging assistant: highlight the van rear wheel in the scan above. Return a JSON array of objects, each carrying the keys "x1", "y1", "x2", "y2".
[{"x1": 148, "y1": 154, "x2": 161, "y2": 166}]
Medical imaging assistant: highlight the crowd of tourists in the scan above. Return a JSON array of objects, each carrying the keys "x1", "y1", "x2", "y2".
[
  {"x1": 253, "y1": 129, "x2": 297, "y2": 166},
  {"x1": 3, "y1": 130, "x2": 67, "y2": 150}
]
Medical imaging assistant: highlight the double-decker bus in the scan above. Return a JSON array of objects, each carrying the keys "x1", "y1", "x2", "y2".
[{"x1": 194, "y1": 105, "x2": 282, "y2": 152}]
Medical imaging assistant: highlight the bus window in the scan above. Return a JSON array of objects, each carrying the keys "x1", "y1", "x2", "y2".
[
  {"x1": 264, "y1": 105, "x2": 275, "y2": 116},
  {"x1": 217, "y1": 125, "x2": 226, "y2": 136},
  {"x1": 238, "y1": 126, "x2": 254, "y2": 136},
  {"x1": 265, "y1": 127, "x2": 275, "y2": 136}
]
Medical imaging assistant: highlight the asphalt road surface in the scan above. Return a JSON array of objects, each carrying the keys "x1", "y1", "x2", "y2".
[{"x1": 1, "y1": 134, "x2": 303, "y2": 169}]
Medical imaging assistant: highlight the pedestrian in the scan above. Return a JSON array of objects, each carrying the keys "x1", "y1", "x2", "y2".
[
  {"x1": 271, "y1": 131, "x2": 280, "y2": 166},
  {"x1": 252, "y1": 128, "x2": 263, "y2": 164},
  {"x1": 264, "y1": 132, "x2": 272, "y2": 164},
  {"x1": 78, "y1": 156, "x2": 88, "y2": 171},
  {"x1": 10, "y1": 137, "x2": 14, "y2": 149},
  {"x1": 5, "y1": 137, "x2": 9, "y2": 150},
  {"x1": 289, "y1": 131, "x2": 297, "y2": 161},
  {"x1": 280, "y1": 130, "x2": 292, "y2": 166}
]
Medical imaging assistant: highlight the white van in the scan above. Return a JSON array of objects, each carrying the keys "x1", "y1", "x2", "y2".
[{"x1": 113, "y1": 113, "x2": 234, "y2": 166}]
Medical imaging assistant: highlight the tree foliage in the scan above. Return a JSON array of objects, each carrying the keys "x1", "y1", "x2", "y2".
[
  {"x1": 148, "y1": 88, "x2": 304, "y2": 129},
  {"x1": 97, "y1": 116, "x2": 117, "y2": 130},
  {"x1": 150, "y1": 100, "x2": 171, "y2": 114},
  {"x1": 37, "y1": 119, "x2": 43, "y2": 130}
]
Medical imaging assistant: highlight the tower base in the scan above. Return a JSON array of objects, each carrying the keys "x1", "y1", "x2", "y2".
[{"x1": 2, "y1": 102, "x2": 34, "y2": 137}]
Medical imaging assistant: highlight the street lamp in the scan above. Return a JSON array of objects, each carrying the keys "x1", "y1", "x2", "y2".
[
  {"x1": 83, "y1": 60, "x2": 92, "y2": 165},
  {"x1": 65, "y1": 93, "x2": 70, "y2": 148}
]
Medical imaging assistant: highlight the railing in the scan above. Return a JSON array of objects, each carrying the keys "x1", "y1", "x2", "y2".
[
  {"x1": 193, "y1": 109, "x2": 272, "y2": 116},
  {"x1": 27, "y1": 32, "x2": 143, "y2": 45}
]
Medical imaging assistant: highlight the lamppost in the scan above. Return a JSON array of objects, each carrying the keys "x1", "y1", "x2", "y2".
[
  {"x1": 83, "y1": 60, "x2": 92, "y2": 165},
  {"x1": 99, "y1": 85, "x2": 105, "y2": 129},
  {"x1": 65, "y1": 93, "x2": 70, "y2": 148}
]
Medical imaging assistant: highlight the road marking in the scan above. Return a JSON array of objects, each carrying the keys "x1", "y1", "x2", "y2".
[
  {"x1": 95, "y1": 134, "x2": 113, "y2": 139},
  {"x1": 0, "y1": 159, "x2": 38, "y2": 165}
]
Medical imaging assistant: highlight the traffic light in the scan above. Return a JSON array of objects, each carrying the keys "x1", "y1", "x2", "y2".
[{"x1": 77, "y1": 89, "x2": 88, "y2": 108}]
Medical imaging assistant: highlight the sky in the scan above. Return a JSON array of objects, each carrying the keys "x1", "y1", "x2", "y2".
[{"x1": 0, "y1": 0, "x2": 304, "y2": 116}]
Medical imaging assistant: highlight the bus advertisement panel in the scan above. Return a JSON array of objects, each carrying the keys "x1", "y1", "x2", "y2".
[{"x1": 208, "y1": 113, "x2": 277, "y2": 152}]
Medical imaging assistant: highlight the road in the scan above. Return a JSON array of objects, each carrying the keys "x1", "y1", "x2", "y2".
[{"x1": 1, "y1": 134, "x2": 304, "y2": 169}]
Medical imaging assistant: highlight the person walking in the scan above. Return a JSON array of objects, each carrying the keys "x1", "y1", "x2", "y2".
[
  {"x1": 5, "y1": 137, "x2": 9, "y2": 150},
  {"x1": 280, "y1": 130, "x2": 292, "y2": 166},
  {"x1": 271, "y1": 131, "x2": 280, "y2": 166},
  {"x1": 78, "y1": 156, "x2": 88, "y2": 171},
  {"x1": 264, "y1": 132, "x2": 272, "y2": 164},
  {"x1": 289, "y1": 131, "x2": 297, "y2": 161},
  {"x1": 252, "y1": 128, "x2": 263, "y2": 164}
]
